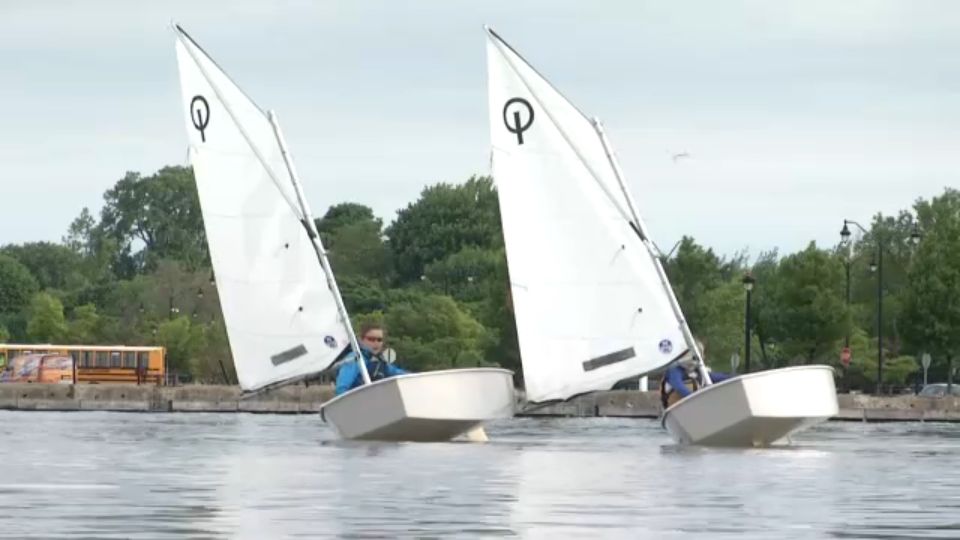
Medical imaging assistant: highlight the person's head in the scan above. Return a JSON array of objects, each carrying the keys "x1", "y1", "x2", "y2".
[{"x1": 359, "y1": 322, "x2": 385, "y2": 354}]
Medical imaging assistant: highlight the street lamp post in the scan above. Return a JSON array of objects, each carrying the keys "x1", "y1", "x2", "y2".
[
  {"x1": 843, "y1": 249, "x2": 851, "y2": 348},
  {"x1": 873, "y1": 244, "x2": 883, "y2": 394},
  {"x1": 841, "y1": 237, "x2": 853, "y2": 392},
  {"x1": 742, "y1": 273, "x2": 755, "y2": 373},
  {"x1": 840, "y1": 219, "x2": 921, "y2": 395},
  {"x1": 841, "y1": 219, "x2": 883, "y2": 394}
]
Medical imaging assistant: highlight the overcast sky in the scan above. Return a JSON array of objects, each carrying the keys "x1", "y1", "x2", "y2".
[{"x1": 2, "y1": 0, "x2": 958, "y2": 260}]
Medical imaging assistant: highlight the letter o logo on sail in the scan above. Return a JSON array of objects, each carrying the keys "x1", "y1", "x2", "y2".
[
  {"x1": 658, "y1": 339, "x2": 673, "y2": 354},
  {"x1": 324, "y1": 336, "x2": 337, "y2": 349},
  {"x1": 190, "y1": 95, "x2": 210, "y2": 143},
  {"x1": 503, "y1": 97, "x2": 534, "y2": 145}
]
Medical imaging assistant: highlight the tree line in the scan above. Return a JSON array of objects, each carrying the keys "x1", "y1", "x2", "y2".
[{"x1": 1, "y1": 165, "x2": 958, "y2": 391}]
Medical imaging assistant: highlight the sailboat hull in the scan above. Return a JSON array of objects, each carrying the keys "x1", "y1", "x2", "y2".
[
  {"x1": 319, "y1": 368, "x2": 515, "y2": 442},
  {"x1": 660, "y1": 365, "x2": 838, "y2": 447}
]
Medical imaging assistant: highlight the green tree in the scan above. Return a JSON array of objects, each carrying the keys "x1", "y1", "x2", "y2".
[
  {"x1": 156, "y1": 316, "x2": 205, "y2": 376},
  {"x1": 66, "y1": 304, "x2": 102, "y2": 343},
  {"x1": 338, "y1": 275, "x2": 387, "y2": 315},
  {"x1": 422, "y1": 247, "x2": 501, "y2": 303},
  {"x1": 63, "y1": 206, "x2": 120, "y2": 281},
  {"x1": 766, "y1": 242, "x2": 847, "y2": 364},
  {"x1": 60, "y1": 208, "x2": 124, "y2": 309},
  {"x1": 748, "y1": 249, "x2": 780, "y2": 368},
  {"x1": 327, "y1": 220, "x2": 389, "y2": 280},
  {"x1": 316, "y1": 203, "x2": 389, "y2": 281},
  {"x1": 386, "y1": 176, "x2": 502, "y2": 284},
  {"x1": 193, "y1": 322, "x2": 234, "y2": 384},
  {"x1": 98, "y1": 166, "x2": 208, "y2": 275},
  {"x1": 466, "y1": 250, "x2": 520, "y2": 375},
  {"x1": 26, "y1": 292, "x2": 68, "y2": 342},
  {"x1": 838, "y1": 326, "x2": 918, "y2": 390},
  {"x1": 903, "y1": 188, "x2": 960, "y2": 382},
  {"x1": 845, "y1": 211, "x2": 922, "y2": 358},
  {"x1": 0, "y1": 242, "x2": 83, "y2": 293},
  {"x1": 63, "y1": 207, "x2": 98, "y2": 256},
  {"x1": 357, "y1": 292, "x2": 491, "y2": 371},
  {"x1": 316, "y1": 203, "x2": 382, "y2": 244},
  {"x1": 692, "y1": 280, "x2": 744, "y2": 372},
  {"x1": 0, "y1": 254, "x2": 40, "y2": 339},
  {"x1": 139, "y1": 260, "x2": 211, "y2": 323},
  {"x1": 664, "y1": 236, "x2": 727, "y2": 331},
  {"x1": 0, "y1": 254, "x2": 39, "y2": 314}
]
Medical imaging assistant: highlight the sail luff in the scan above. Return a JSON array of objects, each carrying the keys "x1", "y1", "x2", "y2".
[
  {"x1": 589, "y1": 117, "x2": 652, "y2": 242},
  {"x1": 266, "y1": 111, "x2": 371, "y2": 386},
  {"x1": 591, "y1": 118, "x2": 711, "y2": 385}
]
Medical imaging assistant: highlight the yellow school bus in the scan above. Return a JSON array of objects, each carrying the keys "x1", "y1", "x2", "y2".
[{"x1": 0, "y1": 344, "x2": 166, "y2": 385}]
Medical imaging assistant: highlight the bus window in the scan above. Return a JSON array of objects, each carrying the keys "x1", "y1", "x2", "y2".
[
  {"x1": 110, "y1": 352, "x2": 121, "y2": 368},
  {"x1": 96, "y1": 351, "x2": 108, "y2": 367},
  {"x1": 82, "y1": 351, "x2": 94, "y2": 368},
  {"x1": 123, "y1": 352, "x2": 136, "y2": 368},
  {"x1": 137, "y1": 352, "x2": 150, "y2": 368},
  {"x1": 69, "y1": 351, "x2": 80, "y2": 366}
]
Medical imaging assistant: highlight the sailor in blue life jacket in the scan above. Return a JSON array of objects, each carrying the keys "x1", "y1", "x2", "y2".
[
  {"x1": 334, "y1": 323, "x2": 409, "y2": 396},
  {"x1": 660, "y1": 338, "x2": 733, "y2": 409}
]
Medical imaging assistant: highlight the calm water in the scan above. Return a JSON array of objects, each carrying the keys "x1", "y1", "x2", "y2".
[{"x1": 0, "y1": 412, "x2": 958, "y2": 539}]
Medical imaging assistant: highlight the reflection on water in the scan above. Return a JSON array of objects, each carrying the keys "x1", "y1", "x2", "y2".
[{"x1": 0, "y1": 411, "x2": 957, "y2": 538}]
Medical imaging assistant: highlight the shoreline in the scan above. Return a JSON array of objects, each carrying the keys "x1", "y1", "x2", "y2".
[
  {"x1": 1, "y1": 384, "x2": 958, "y2": 422},
  {"x1": 517, "y1": 390, "x2": 960, "y2": 423}
]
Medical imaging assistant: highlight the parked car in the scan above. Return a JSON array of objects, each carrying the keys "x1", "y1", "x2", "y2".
[{"x1": 919, "y1": 383, "x2": 960, "y2": 397}]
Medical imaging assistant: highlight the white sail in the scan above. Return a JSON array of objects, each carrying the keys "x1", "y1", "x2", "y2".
[
  {"x1": 486, "y1": 28, "x2": 690, "y2": 403},
  {"x1": 173, "y1": 25, "x2": 349, "y2": 392}
]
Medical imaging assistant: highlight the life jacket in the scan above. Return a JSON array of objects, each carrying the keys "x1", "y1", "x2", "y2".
[
  {"x1": 335, "y1": 348, "x2": 390, "y2": 387},
  {"x1": 660, "y1": 365, "x2": 701, "y2": 409},
  {"x1": 368, "y1": 357, "x2": 390, "y2": 381}
]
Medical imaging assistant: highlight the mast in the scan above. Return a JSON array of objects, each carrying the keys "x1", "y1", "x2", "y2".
[
  {"x1": 268, "y1": 111, "x2": 371, "y2": 386},
  {"x1": 591, "y1": 117, "x2": 712, "y2": 385}
]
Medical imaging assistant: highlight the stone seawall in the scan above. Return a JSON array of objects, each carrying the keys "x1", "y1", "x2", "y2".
[
  {"x1": 0, "y1": 384, "x2": 957, "y2": 422},
  {"x1": 517, "y1": 391, "x2": 960, "y2": 422},
  {"x1": 0, "y1": 383, "x2": 333, "y2": 413}
]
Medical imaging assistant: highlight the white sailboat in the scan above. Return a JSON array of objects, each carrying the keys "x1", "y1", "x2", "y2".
[
  {"x1": 484, "y1": 27, "x2": 837, "y2": 447},
  {"x1": 172, "y1": 24, "x2": 515, "y2": 442}
]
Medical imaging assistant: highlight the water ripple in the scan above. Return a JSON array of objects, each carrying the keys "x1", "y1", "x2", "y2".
[{"x1": 0, "y1": 411, "x2": 958, "y2": 538}]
